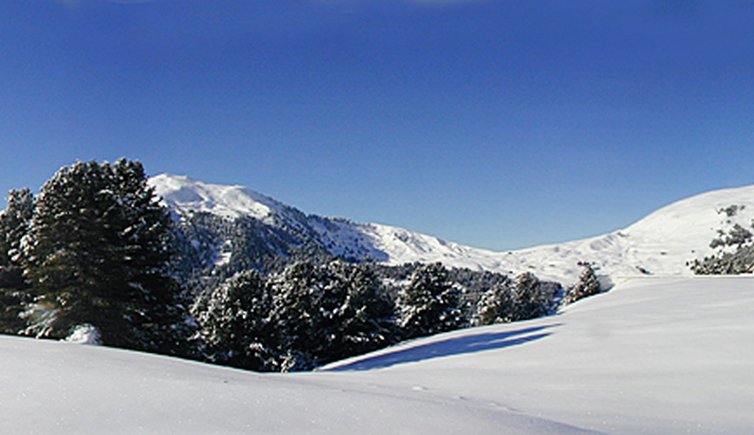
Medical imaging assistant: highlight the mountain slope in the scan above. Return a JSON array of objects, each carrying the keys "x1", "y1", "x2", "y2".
[
  {"x1": 150, "y1": 174, "x2": 754, "y2": 283},
  {"x1": 4, "y1": 276, "x2": 754, "y2": 433}
]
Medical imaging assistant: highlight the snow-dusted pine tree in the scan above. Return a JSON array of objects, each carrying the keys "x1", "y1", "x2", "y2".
[
  {"x1": 472, "y1": 280, "x2": 514, "y2": 326},
  {"x1": 192, "y1": 270, "x2": 276, "y2": 371},
  {"x1": 24, "y1": 160, "x2": 189, "y2": 354},
  {"x1": 269, "y1": 260, "x2": 332, "y2": 371},
  {"x1": 511, "y1": 272, "x2": 549, "y2": 321},
  {"x1": 397, "y1": 262, "x2": 463, "y2": 339},
  {"x1": 0, "y1": 188, "x2": 33, "y2": 334},
  {"x1": 563, "y1": 262, "x2": 602, "y2": 305},
  {"x1": 267, "y1": 260, "x2": 397, "y2": 370},
  {"x1": 322, "y1": 261, "x2": 396, "y2": 361}
]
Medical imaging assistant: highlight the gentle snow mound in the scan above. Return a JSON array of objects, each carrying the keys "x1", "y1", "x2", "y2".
[{"x1": 63, "y1": 324, "x2": 101, "y2": 345}]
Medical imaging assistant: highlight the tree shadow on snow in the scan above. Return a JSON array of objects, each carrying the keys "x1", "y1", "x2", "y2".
[{"x1": 328, "y1": 324, "x2": 558, "y2": 371}]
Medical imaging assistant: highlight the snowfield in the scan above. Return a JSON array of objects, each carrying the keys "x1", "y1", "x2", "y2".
[
  {"x1": 150, "y1": 175, "x2": 754, "y2": 284},
  {"x1": 4, "y1": 276, "x2": 754, "y2": 434}
]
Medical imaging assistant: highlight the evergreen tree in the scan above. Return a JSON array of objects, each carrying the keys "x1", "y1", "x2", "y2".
[
  {"x1": 0, "y1": 188, "x2": 34, "y2": 334},
  {"x1": 192, "y1": 270, "x2": 276, "y2": 371},
  {"x1": 563, "y1": 263, "x2": 602, "y2": 305},
  {"x1": 472, "y1": 280, "x2": 514, "y2": 326},
  {"x1": 397, "y1": 262, "x2": 463, "y2": 339},
  {"x1": 24, "y1": 160, "x2": 188, "y2": 354},
  {"x1": 0, "y1": 265, "x2": 29, "y2": 334},
  {"x1": 320, "y1": 261, "x2": 396, "y2": 362},
  {"x1": 0, "y1": 188, "x2": 34, "y2": 266},
  {"x1": 511, "y1": 272, "x2": 549, "y2": 321},
  {"x1": 269, "y1": 260, "x2": 330, "y2": 371},
  {"x1": 268, "y1": 260, "x2": 397, "y2": 370}
]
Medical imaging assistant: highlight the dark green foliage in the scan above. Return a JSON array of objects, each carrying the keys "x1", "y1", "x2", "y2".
[
  {"x1": 24, "y1": 160, "x2": 189, "y2": 354},
  {"x1": 0, "y1": 265, "x2": 29, "y2": 334},
  {"x1": 472, "y1": 272, "x2": 560, "y2": 325},
  {"x1": 268, "y1": 260, "x2": 396, "y2": 370},
  {"x1": 0, "y1": 188, "x2": 34, "y2": 266},
  {"x1": 322, "y1": 261, "x2": 396, "y2": 361},
  {"x1": 191, "y1": 259, "x2": 397, "y2": 372},
  {"x1": 268, "y1": 260, "x2": 330, "y2": 370},
  {"x1": 0, "y1": 188, "x2": 34, "y2": 334},
  {"x1": 511, "y1": 272, "x2": 551, "y2": 321},
  {"x1": 397, "y1": 262, "x2": 464, "y2": 339},
  {"x1": 191, "y1": 270, "x2": 276, "y2": 371},
  {"x1": 472, "y1": 280, "x2": 514, "y2": 326},
  {"x1": 563, "y1": 263, "x2": 602, "y2": 305}
]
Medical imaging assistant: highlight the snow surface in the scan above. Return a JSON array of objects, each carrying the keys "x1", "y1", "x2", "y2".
[
  {"x1": 149, "y1": 175, "x2": 754, "y2": 284},
  {"x1": 4, "y1": 276, "x2": 754, "y2": 433}
]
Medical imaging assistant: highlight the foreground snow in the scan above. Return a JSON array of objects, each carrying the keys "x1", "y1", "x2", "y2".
[
  {"x1": 3, "y1": 276, "x2": 754, "y2": 433},
  {"x1": 150, "y1": 174, "x2": 754, "y2": 283}
]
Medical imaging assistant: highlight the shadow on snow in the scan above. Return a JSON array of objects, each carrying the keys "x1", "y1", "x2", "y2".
[{"x1": 327, "y1": 324, "x2": 558, "y2": 371}]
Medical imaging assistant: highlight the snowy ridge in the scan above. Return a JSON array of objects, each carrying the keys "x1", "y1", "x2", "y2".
[
  {"x1": 149, "y1": 174, "x2": 754, "y2": 284},
  {"x1": 150, "y1": 174, "x2": 288, "y2": 223},
  {"x1": 4, "y1": 276, "x2": 754, "y2": 433}
]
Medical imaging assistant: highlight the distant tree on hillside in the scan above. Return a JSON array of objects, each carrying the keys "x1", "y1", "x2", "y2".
[
  {"x1": 690, "y1": 207, "x2": 754, "y2": 275},
  {"x1": 510, "y1": 272, "x2": 550, "y2": 321},
  {"x1": 563, "y1": 262, "x2": 602, "y2": 305}
]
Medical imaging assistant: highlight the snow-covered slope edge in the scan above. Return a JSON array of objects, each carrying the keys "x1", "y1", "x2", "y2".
[{"x1": 150, "y1": 174, "x2": 754, "y2": 283}]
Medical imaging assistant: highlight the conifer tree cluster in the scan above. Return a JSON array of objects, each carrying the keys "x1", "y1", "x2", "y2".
[
  {"x1": 471, "y1": 272, "x2": 559, "y2": 326},
  {"x1": 192, "y1": 260, "x2": 397, "y2": 371},
  {"x1": 690, "y1": 207, "x2": 754, "y2": 275}
]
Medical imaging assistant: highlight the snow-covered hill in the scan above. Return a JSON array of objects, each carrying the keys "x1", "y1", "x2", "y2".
[
  {"x1": 150, "y1": 174, "x2": 754, "y2": 283},
  {"x1": 4, "y1": 276, "x2": 754, "y2": 433}
]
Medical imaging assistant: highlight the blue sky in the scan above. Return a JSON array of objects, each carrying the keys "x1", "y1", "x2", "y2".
[{"x1": 1, "y1": 0, "x2": 753, "y2": 250}]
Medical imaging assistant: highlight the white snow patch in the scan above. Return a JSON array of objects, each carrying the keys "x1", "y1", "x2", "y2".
[{"x1": 63, "y1": 324, "x2": 101, "y2": 345}]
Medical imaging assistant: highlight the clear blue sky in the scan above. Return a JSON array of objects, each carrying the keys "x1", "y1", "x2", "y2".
[{"x1": 1, "y1": 0, "x2": 753, "y2": 250}]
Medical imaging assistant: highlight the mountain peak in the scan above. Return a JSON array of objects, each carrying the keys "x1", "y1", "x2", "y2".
[{"x1": 149, "y1": 173, "x2": 286, "y2": 223}]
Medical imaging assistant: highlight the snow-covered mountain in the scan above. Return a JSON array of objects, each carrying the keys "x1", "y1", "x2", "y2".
[
  {"x1": 150, "y1": 174, "x2": 754, "y2": 284},
  {"x1": 5, "y1": 275, "x2": 754, "y2": 433}
]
